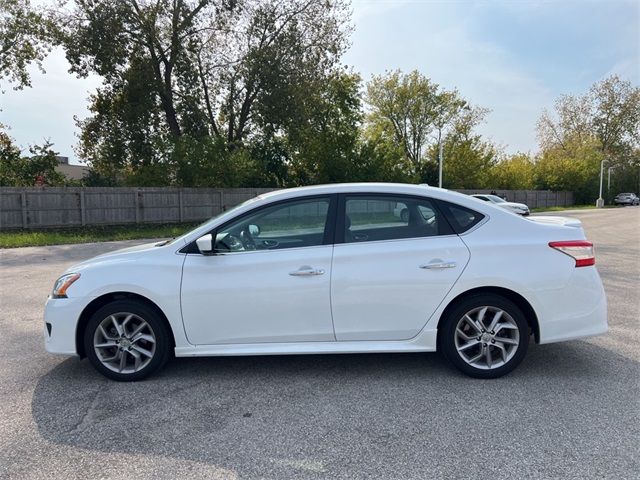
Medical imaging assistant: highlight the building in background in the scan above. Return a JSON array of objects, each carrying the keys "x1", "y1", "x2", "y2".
[{"x1": 54, "y1": 156, "x2": 89, "y2": 181}]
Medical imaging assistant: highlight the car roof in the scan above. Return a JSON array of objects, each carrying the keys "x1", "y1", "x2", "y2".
[
  {"x1": 254, "y1": 183, "x2": 504, "y2": 209},
  {"x1": 257, "y1": 182, "x2": 436, "y2": 199}
]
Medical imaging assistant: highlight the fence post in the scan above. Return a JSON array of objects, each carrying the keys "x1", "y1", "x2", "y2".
[
  {"x1": 134, "y1": 189, "x2": 141, "y2": 224},
  {"x1": 79, "y1": 191, "x2": 86, "y2": 226},
  {"x1": 219, "y1": 190, "x2": 224, "y2": 213},
  {"x1": 21, "y1": 192, "x2": 28, "y2": 228},
  {"x1": 179, "y1": 189, "x2": 184, "y2": 223}
]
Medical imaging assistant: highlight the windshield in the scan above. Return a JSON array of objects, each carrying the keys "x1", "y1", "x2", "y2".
[{"x1": 486, "y1": 195, "x2": 506, "y2": 203}]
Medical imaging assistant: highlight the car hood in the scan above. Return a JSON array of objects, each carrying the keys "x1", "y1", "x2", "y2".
[{"x1": 65, "y1": 241, "x2": 166, "y2": 273}]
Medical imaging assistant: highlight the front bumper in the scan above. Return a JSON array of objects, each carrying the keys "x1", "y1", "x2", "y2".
[{"x1": 43, "y1": 296, "x2": 87, "y2": 355}]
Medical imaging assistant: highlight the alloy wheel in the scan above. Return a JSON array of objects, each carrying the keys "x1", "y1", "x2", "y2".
[
  {"x1": 454, "y1": 306, "x2": 520, "y2": 370},
  {"x1": 93, "y1": 312, "x2": 157, "y2": 374}
]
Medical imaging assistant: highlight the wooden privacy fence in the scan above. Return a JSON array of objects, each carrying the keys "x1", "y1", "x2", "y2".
[
  {"x1": 0, "y1": 187, "x2": 275, "y2": 230},
  {"x1": 0, "y1": 187, "x2": 574, "y2": 230}
]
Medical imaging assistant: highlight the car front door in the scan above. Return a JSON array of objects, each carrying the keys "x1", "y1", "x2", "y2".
[
  {"x1": 331, "y1": 194, "x2": 471, "y2": 341},
  {"x1": 180, "y1": 196, "x2": 336, "y2": 345}
]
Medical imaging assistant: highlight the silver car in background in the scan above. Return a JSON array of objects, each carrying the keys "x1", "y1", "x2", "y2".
[
  {"x1": 614, "y1": 193, "x2": 639, "y2": 206},
  {"x1": 471, "y1": 194, "x2": 530, "y2": 216}
]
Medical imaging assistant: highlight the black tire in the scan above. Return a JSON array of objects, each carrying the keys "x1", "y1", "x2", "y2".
[
  {"x1": 439, "y1": 294, "x2": 529, "y2": 379},
  {"x1": 400, "y1": 209, "x2": 409, "y2": 223},
  {"x1": 83, "y1": 299, "x2": 171, "y2": 381}
]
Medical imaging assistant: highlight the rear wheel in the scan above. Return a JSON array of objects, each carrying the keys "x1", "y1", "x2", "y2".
[
  {"x1": 400, "y1": 208, "x2": 409, "y2": 223},
  {"x1": 440, "y1": 294, "x2": 529, "y2": 379},
  {"x1": 84, "y1": 300, "x2": 170, "y2": 381}
]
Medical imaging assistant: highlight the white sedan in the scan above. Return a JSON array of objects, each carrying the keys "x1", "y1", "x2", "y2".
[
  {"x1": 471, "y1": 194, "x2": 530, "y2": 215},
  {"x1": 44, "y1": 183, "x2": 607, "y2": 381}
]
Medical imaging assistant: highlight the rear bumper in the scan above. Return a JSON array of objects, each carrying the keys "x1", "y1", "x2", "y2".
[
  {"x1": 537, "y1": 267, "x2": 608, "y2": 344},
  {"x1": 43, "y1": 296, "x2": 85, "y2": 356}
]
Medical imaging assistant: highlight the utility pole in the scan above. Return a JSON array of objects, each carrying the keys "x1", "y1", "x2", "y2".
[
  {"x1": 597, "y1": 159, "x2": 609, "y2": 208},
  {"x1": 438, "y1": 133, "x2": 444, "y2": 188}
]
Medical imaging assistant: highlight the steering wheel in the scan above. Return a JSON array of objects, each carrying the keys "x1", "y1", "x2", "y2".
[
  {"x1": 218, "y1": 234, "x2": 244, "y2": 252},
  {"x1": 240, "y1": 227, "x2": 257, "y2": 250}
]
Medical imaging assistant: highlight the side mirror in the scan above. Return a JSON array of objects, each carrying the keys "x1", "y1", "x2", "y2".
[
  {"x1": 195, "y1": 234, "x2": 214, "y2": 255},
  {"x1": 248, "y1": 224, "x2": 260, "y2": 236}
]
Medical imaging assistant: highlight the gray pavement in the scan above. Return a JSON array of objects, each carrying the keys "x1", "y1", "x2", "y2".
[{"x1": 0, "y1": 207, "x2": 638, "y2": 479}]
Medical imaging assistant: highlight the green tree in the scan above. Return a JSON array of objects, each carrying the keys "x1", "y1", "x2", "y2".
[
  {"x1": 489, "y1": 153, "x2": 536, "y2": 190},
  {"x1": 0, "y1": 0, "x2": 55, "y2": 89},
  {"x1": 534, "y1": 136, "x2": 603, "y2": 203},
  {"x1": 538, "y1": 75, "x2": 639, "y2": 159},
  {"x1": 536, "y1": 75, "x2": 639, "y2": 202},
  {"x1": 76, "y1": 55, "x2": 171, "y2": 185},
  {"x1": 426, "y1": 108, "x2": 497, "y2": 188},
  {"x1": 365, "y1": 70, "x2": 473, "y2": 184},
  {"x1": 365, "y1": 70, "x2": 439, "y2": 178},
  {"x1": 286, "y1": 71, "x2": 367, "y2": 184},
  {"x1": 0, "y1": 127, "x2": 65, "y2": 186},
  {"x1": 431, "y1": 89, "x2": 469, "y2": 184},
  {"x1": 60, "y1": 0, "x2": 351, "y2": 185}
]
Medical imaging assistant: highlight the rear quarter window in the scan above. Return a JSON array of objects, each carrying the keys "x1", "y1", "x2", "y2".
[{"x1": 436, "y1": 200, "x2": 485, "y2": 234}]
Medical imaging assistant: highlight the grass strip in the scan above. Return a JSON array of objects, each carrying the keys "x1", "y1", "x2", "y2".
[{"x1": 0, "y1": 223, "x2": 199, "y2": 248}]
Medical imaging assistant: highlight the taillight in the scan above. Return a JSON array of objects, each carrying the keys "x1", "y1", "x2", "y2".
[{"x1": 549, "y1": 241, "x2": 595, "y2": 267}]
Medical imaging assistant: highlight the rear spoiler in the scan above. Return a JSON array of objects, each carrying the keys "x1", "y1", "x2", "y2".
[{"x1": 526, "y1": 216, "x2": 583, "y2": 228}]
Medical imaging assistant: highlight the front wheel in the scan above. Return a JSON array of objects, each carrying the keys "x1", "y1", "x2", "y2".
[
  {"x1": 84, "y1": 300, "x2": 171, "y2": 381},
  {"x1": 440, "y1": 294, "x2": 529, "y2": 379}
]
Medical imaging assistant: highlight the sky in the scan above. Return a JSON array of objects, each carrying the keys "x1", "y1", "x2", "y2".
[{"x1": 1, "y1": 0, "x2": 638, "y2": 164}]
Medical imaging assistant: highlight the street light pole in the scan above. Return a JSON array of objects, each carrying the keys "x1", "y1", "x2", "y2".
[
  {"x1": 597, "y1": 159, "x2": 609, "y2": 208},
  {"x1": 438, "y1": 138, "x2": 444, "y2": 188}
]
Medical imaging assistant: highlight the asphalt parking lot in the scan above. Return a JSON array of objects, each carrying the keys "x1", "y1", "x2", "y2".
[{"x1": 0, "y1": 207, "x2": 638, "y2": 479}]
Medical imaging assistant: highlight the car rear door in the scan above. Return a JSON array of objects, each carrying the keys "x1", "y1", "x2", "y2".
[{"x1": 330, "y1": 194, "x2": 471, "y2": 341}]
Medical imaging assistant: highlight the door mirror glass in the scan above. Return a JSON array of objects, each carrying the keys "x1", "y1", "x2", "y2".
[
  {"x1": 248, "y1": 224, "x2": 261, "y2": 237},
  {"x1": 195, "y1": 234, "x2": 214, "y2": 254}
]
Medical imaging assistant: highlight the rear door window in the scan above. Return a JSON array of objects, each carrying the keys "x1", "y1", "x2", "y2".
[{"x1": 342, "y1": 195, "x2": 453, "y2": 243}]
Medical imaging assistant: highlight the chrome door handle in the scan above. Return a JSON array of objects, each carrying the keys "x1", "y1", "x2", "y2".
[
  {"x1": 420, "y1": 261, "x2": 457, "y2": 270},
  {"x1": 289, "y1": 267, "x2": 325, "y2": 276}
]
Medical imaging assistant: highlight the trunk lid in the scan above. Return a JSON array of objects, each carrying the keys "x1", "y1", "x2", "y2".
[{"x1": 527, "y1": 215, "x2": 583, "y2": 228}]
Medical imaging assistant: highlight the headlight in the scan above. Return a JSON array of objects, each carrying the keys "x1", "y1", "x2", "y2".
[{"x1": 52, "y1": 273, "x2": 80, "y2": 298}]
